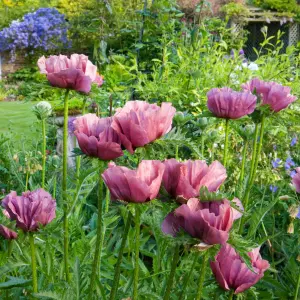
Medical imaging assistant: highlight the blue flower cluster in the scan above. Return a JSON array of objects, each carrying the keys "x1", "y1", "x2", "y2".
[{"x1": 0, "y1": 8, "x2": 70, "y2": 61}]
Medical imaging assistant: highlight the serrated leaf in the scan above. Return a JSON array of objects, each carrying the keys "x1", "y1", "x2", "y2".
[
  {"x1": 199, "y1": 186, "x2": 225, "y2": 202},
  {"x1": 0, "y1": 277, "x2": 31, "y2": 289},
  {"x1": 32, "y1": 291, "x2": 61, "y2": 299},
  {"x1": 247, "y1": 198, "x2": 279, "y2": 238}
]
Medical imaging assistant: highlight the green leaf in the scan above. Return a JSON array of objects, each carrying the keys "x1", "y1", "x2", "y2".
[
  {"x1": 247, "y1": 198, "x2": 279, "y2": 238},
  {"x1": 199, "y1": 186, "x2": 225, "y2": 202},
  {"x1": 0, "y1": 277, "x2": 31, "y2": 289},
  {"x1": 32, "y1": 291, "x2": 61, "y2": 299}
]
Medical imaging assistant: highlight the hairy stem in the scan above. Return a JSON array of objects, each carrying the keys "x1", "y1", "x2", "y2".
[
  {"x1": 295, "y1": 266, "x2": 300, "y2": 300},
  {"x1": 25, "y1": 172, "x2": 29, "y2": 190},
  {"x1": 163, "y1": 244, "x2": 180, "y2": 300},
  {"x1": 250, "y1": 123, "x2": 259, "y2": 180},
  {"x1": 223, "y1": 119, "x2": 230, "y2": 167},
  {"x1": 179, "y1": 251, "x2": 200, "y2": 300},
  {"x1": 29, "y1": 233, "x2": 38, "y2": 293},
  {"x1": 41, "y1": 119, "x2": 46, "y2": 189},
  {"x1": 109, "y1": 212, "x2": 132, "y2": 300},
  {"x1": 196, "y1": 251, "x2": 209, "y2": 300},
  {"x1": 228, "y1": 289, "x2": 234, "y2": 300},
  {"x1": 239, "y1": 115, "x2": 266, "y2": 233},
  {"x1": 239, "y1": 140, "x2": 248, "y2": 185},
  {"x1": 62, "y1": 89, "x2": 70, "y2": 282},
  {"x1": 133, "y1": 205, "x2": 141, "y2": 300},
  {"x1": 89, "y1": 167, "x2": 104, "y2": 295}
]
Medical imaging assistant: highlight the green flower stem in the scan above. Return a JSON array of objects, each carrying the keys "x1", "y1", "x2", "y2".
[
  {"x1": 105, "y1": 188, "x2": 110, "y2": 213},
  {"x1": 75, "y1": 136, "x2": 81, "y2": 188},
  {"x1": 7, "y1": 240, "x2": 13, "y2": 258},
  {"x1": 196, "y1": 251, "x2": 209, "y2": 300},
  {"x1": 89, "y1": 167, "x2": 104, "y2": 296},
  {"x1": 62, "y1": 89, "x2": 70, "y2": 282},
  {"x1": 109, "y1": 212, "x2": 132, "y2": 300},
  {"x1": 29, "y1": 233, "x2": 38, "y2": 293},
  {"x1": 179, "y1": 251, "x2": 200, "y2": 300},
  {"x1": 223, "y1": 119, "x2": 230, "y2": 167},
  {"x1": 228, "y1": 289, "x2": 234, "y2": 300},
  {"x1": 163, "y1": 244, "x2": 180, "y2": 300},
  {"x1": 133, "y1": 205, "x2": 141, "y2": 300},
  {"x1": 41, "y1": 118, "x2": 46, "y2": 189},
  {"x1": 250, "y1": 123, "x2": 259, "y2": 180},
  {"x1": 295, "y1": 266, "x2": 300, "y2": 300},
  {"x1": 52, "y1": 176, "x2": 56, "y2": 199},
  {"x1": 74, "y1": 98, "x2": 87, "y2": 192},
  {"x1": 239, "y1": 115, "x2": 266, "y2": 234},
  {"x1": 249, "y1": 115, "x2": 266, "y2": 187},
  {"x1": 25, "y1": 172, "x2": 29, "y2": 190},
  {"x1": 201, "y1": 135, "x2": 204, "y2": 159},
  {"x1": 239, "y1": 140, "x2": 248, "y2": 186}
]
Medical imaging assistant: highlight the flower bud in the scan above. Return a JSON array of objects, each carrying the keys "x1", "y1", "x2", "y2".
[
  {"x1": 287, "y1": 222, "x2": 294, "y2": 234},
  {"x1": 288, "y1": 205, "x2": 299, "y2": 219},
  {"x1": 32, "y1": 101, "x2": 52, "y2": 120}
]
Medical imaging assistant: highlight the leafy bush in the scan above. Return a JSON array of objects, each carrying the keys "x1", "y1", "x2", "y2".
[{"x1": 255, "y1": 0, "x2": 299, "y2": 12}]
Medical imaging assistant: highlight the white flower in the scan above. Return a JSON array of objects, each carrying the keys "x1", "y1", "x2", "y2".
[{"x1": 247, "y1": 62, "x2": 259, "y2": 71}]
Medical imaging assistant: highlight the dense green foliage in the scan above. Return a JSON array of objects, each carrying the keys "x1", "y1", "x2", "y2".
[{"x1": 0, "y1": 0, "x2": 300, "y2": 299}]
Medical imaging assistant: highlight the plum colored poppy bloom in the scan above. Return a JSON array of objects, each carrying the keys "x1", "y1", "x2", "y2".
[
  {"x1": 102, "y1": 160, "x2": 165, "y2": 203},
  {"x1": 74, "y1": 114, "x2": 124, "y2": 161},
  {"x1": 162, "y1": 159, "x2": 227, "y2": 203},
  {"x1": 0, "y1": 224, "x2": 18, "y2": 240},
  {"x1": 2, "y1": 189, "x2": 56, "y2": 232},
  {"x1": 292, "y1": 167, "x2": 300, "y2": 193},
  {"x1": 37, "y1": 54, "x2": 102, "y2": 94},
  {"x1": 210, "y1": 244, "x2": 269, "y2": 294},
  {"x1": 207, "y1": 87, "x2": 257, "y2": 119},
  {"x1": 161, "y1": 198, "x2": 242, "y2": 245},
  {"x1": 242, "y1": 78, "x2": 297, "y2": 112},
  {"x1": 111, "y1": 101, "x2": 176, "y2": 154}
]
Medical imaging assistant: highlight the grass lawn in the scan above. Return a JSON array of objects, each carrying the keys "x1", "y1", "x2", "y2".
[{"x1": 0, "y1": 101, "x2": 39, "y2": 147}]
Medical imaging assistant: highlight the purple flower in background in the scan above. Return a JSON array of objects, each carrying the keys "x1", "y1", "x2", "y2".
[
  {"x1": 272, "y1": 158, "x2": 281, "y2": 168},
  {"x1": 273, "y1": 145, "x2": 277, "y2": 151},
  {"x1": 68, "y1": 117, "x2": 76, "y2": 136},
  {"x1": 290, "y1": 170, "x2": 297, "y2": 178},
  {"x1": 285, "y1": 157, "x2": 295, "y2": 170},
  {"x1": 270, "y1": 185, "x2": 278, "y2": 193},
  {"x1": 296, "y1": 207, "x2": 300, "y2": 219},
  {"x1": 0, "y1": 8, "x2": 69, "y2": 61},
  {"x1": 291, "y1": 137, "x2": 298, "y2": 147}
]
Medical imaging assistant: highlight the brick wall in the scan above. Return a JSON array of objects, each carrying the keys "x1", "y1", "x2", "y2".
[{"x1": 0, "y1": 52, "x2": 25, "y2": 78}]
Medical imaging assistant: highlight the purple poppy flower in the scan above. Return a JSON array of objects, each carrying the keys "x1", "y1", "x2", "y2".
[
  {"x1": 0, "y1": 224, "x2": 18, "y2": 240},
  {"x1": 102, "y1": 160, "x2": 165, "y2": 203},
  {"x1": 2, "y1": 189, "x2": 56, "y2": 232},
  {"x1": 207, "y1": 88, "x2": 257, "y2": 119},
  {"x1": 161, "y1": 198, "x2": 238, "y2": 246},
  {"x1": 211, "y1": 244, "x2": 269, "y2": 294},
  {"x1": 74, "y1": 114, "x2": 124, "y2": 161},
  {"x1": 242, "y1": 78, "x2": 297, "y2": 113}
]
